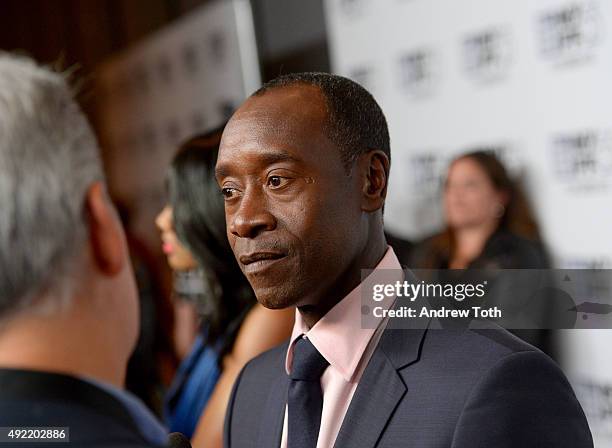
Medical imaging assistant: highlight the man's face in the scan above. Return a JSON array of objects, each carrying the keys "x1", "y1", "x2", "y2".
[{"x1": 216, "y1": 85, "x2": 363, "y2": 309}]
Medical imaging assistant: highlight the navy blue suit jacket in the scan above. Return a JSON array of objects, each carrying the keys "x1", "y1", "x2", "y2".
[
  {"x1": 0, "y1": 369, "x2": 163, "y2": 447},
  {"x1": 224, "y1": 320, "x2": 592, "y2": 447}
]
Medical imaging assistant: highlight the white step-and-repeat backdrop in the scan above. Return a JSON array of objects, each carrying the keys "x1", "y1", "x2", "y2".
[{"x1": 324, "y1": 0, "x2": 611, "y2": 444}]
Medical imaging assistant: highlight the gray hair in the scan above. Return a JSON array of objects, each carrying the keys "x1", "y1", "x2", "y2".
[{"x1": 0, "y1": 53, "x2": 104, "y2": 317}]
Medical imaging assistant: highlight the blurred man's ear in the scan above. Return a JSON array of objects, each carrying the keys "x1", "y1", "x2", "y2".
[
  {"x1": 359, "y1": 149, "x2": 390, "y2": 212},
  {"x1": 85, "y1": 182, "x2": 126, "y2": 276}
]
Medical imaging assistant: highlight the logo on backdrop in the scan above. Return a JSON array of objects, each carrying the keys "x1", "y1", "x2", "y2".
[
  {"x1": 348, "y1": 66, "x2": 376, "y2": 94},
  {"x1": 573, "y1": 379, "x2": 612, "y2": 443},
  {"x1": 394, "y1": 150, "x2": 449, "y2": 236},
  {"x1": 182, "y1": 41, "x2": 200, "y2": 77},
  {"x1": 406, "y1": 151, "x2": 449, "y2": 198},
  {"x1": 538, "y1": 1, "x2": 602, "y2": 66},
  {"x1": 191, "y1": 109, "x2": 207, "y2": 134},
  {"x1": 157, "y1": 54, "x2": 173, "y2": 86},
  {"x1": 561, "y1": 256, "x2": 612, "y2": 269},
  {"x1": 165, "y1": 119, "x2": 181, "y2": 147},
  {"x1": 208, "y1": 31, "x2": 227, "y2": 64},
  {"x1": 339, "y1": 0, "x2": 366, "y2": 18},
  {"x1": 463, "y1": 27, "x2": 513, "y2": 84},
  {"x1": 397, "y1": 48, "x2": 437, "y2": 99},
  {"x1": 550, "y1": 130, "x2": 612, "y2": 191},
  {"x1": 217, "y1": 100, "x2": 236, "y2": 121}
]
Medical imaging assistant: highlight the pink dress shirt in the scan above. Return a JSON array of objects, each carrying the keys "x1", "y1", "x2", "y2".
[{"x1": 280, "y1": 247, "x2": 403, "y2": 448}]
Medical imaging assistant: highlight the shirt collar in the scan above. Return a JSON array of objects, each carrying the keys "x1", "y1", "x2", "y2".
[{"x1": 285, "y1": 247, "x2": 403, "y2": 382}]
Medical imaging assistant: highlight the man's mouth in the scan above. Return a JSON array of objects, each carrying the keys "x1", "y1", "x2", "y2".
[{"x1": 239, "y1": 251, "x2": 287, "y2": 274}]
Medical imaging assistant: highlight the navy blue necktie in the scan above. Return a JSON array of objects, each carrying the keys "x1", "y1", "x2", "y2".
[{"x1": 287, "y1": 336, "x2": 330, "y2": 448}]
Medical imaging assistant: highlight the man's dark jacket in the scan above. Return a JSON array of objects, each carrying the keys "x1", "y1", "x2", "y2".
[
  {"x1": 224, "y1": 318, "x2": 593, "y2": 447},
  {"x1": 0, "y1": 368, "x2": 163, "y2": 447}
]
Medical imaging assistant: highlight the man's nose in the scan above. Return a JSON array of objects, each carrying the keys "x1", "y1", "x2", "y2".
[{"x1": 228, "y1": 189, "x2": 276, "y2": 239}]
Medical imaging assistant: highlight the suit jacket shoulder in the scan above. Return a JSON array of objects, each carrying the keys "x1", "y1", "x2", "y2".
[
  {"x1": 0, "y1": 369, "x2": 161, "y2": 447},
  {"x1": 451, "y1": 349, "x2": 592, "y2": 447},
  {"x1": 371, "y1": 325, "x2": 592, "y2": 447}
]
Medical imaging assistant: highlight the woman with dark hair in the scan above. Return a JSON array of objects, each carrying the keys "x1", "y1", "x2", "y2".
[
  {"x1": 410, "y1": 151, "x2": 552, "y2": 354},
  {"x1": 411, "y1": 150, "x2": 548, "y2": 270},
  {"x1": 155, "y1": 126, "x2": 294, "y2": 447}
]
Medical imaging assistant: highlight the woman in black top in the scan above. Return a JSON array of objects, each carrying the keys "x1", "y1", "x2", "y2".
[
  {"x1": 411, "y1": 151, "x2": 552, "y2": 354},
  {"x1": 411, "y1": 151, "x2": 548, "y2": 270}
]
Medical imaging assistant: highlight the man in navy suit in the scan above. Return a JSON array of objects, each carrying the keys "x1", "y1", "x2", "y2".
[
  {"x1": 217, "y1": 72, "x2": 593, "y2": 447},
  {"x1": 0, "y1": 53, "x2": 166, "y2": 447}
]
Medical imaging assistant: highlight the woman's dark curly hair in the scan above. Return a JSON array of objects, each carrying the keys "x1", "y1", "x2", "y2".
[{"x1": 167, "y1": 124, "x2": 255, "y2": 349}]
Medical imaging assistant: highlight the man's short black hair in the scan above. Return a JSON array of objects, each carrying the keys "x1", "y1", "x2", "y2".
[{"x1": 253, "y1": 72, "x2": 391, "y2": 171}]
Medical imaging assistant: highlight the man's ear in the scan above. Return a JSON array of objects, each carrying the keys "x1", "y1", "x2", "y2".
[
  {"x1": 85, "y1": 182, "x2": 126, "y2": 276},
  {"x1": 359, "y1": 149, "x2": 390, "y2": 212}
]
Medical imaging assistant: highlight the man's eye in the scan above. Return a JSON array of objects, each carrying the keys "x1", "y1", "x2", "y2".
[
  {"x1": 221, "y1": 187, "x2": 237, "y2": 198},
  {"x1": 267, "y1": 176, "x2": 289, "y2": 189}
]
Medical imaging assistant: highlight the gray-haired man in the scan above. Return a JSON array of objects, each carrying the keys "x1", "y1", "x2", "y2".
[{"x1": 0, "y1": 53, "x2": 166, "y2": 447}]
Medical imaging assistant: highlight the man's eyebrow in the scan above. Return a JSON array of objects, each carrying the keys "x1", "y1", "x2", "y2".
[
  {"x1": 215, "y1": 164, "x2": 232, "y2": 179},
  {"x1": 215, "y1": 150, "x2": 302, "y2": 179},
  {"x1": 259, "y1": 150, "x2": 301, "y2": 165}
]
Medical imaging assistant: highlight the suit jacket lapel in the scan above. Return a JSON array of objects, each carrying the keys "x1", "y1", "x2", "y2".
[
  {"x1": 332, "y1": 347, "x2": 405, "y2": 448},
  {"x1": 256, "y1": 371, "x2": 289, "y2": 447},
  {"x1": 333, "y1": 323, "x2": 428, "y2": 448}
]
